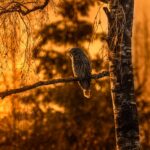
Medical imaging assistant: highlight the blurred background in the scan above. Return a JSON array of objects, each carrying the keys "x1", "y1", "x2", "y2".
[{"x1": 0, "y1": 0, "x2": 149, "y2": 149}]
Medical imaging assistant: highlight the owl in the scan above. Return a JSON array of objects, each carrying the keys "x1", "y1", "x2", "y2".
[{"x1": 69, "y1": 47, "x2": 91, "y2": 98}]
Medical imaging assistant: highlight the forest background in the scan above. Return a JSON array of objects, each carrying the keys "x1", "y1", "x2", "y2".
[{"x1": 0, "y1": 0, "x2": 149, "y2": 149}]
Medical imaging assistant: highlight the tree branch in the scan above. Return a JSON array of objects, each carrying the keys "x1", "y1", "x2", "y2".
[
  {"x1": 0, "y1": 71, "x2": 109, "y2": 99},
  {"x1": 103, "y1": 7, "x2": 111, "y2": 22},
  {"x1": 99, "y1": 0, "x2": 109, "y2": 4},
  {"x1": 0, "y1": 0, "x2": 50, "y2": 16}
]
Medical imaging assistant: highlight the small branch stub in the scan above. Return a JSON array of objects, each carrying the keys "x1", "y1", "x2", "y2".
[{"x1": 103, "y1": 7, "x2": 112, "y2": 23}]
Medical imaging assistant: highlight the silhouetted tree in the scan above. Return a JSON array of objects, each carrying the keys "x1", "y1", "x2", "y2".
[{"x1": 104, "y1": 0, "x2": 140, "y2": 149}]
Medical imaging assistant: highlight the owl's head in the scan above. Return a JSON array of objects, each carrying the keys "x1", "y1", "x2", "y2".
[{"x1": 69, "y1": 47, "x2": 84, "y2": 58}]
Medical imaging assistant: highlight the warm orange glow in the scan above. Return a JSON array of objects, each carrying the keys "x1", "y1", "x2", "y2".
[{"x1": 0, "y1": 0, "x2": 149, "y2": 149}]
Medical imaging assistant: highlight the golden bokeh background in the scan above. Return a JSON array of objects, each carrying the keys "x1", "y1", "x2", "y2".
[{"x1": 0, "y1": 0, "x2": 149, "y2": 149}]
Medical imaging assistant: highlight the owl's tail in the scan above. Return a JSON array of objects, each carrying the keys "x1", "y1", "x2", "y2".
[{"x1": 83, "y1": 89, "x2": 91, "y2": 99}]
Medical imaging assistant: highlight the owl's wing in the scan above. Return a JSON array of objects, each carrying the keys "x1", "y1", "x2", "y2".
[
  {"x1": 73, "y1": 58, "x2": 91, "y2": 90},
  {"x1": 73, "y1": 59, "x2": 91, "y2": 78}
]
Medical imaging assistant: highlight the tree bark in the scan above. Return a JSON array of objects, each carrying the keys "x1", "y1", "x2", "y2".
[{"x1": 104, "y1": 0, "x2": 140, "y2": 149}]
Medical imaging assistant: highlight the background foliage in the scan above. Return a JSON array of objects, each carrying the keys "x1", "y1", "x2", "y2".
[{"x1": 0, "y1": 0, "x2": 149, "y2": 149}]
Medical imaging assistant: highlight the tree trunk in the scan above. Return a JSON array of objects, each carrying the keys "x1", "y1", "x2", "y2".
[{"x1": 104, "y1": 0, "x2": 140, "y2": 149}]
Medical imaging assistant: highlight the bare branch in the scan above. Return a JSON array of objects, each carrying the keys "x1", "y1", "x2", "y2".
[
  {"x1": 0, "y1": 71, "x2": 109, "y2": 99},
  {"x1": 0, "y1": 0, "x2": 50, "y2": 16},
  {"x1": 99, "y1": 0, "x2": 109, "y2": 4},
  {"x1": 103, "y1": 7, "x2": 111, "y2": 22}
]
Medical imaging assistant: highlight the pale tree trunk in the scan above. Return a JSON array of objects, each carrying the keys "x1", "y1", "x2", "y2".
[{"x1": 104, "y1": 0, "x2": 140, "y2": 149}]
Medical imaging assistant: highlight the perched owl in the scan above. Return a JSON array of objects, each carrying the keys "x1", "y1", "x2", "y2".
[{"x1": 69, "y1": 48, "x2": 91, "y2": 98}]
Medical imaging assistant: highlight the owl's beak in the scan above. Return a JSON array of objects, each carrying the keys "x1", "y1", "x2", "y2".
[{"x1": 66, "y1": 51, "x2": 71, "y2": 57}]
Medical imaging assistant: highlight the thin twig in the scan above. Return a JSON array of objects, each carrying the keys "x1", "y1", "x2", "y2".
[
  {"x1": 100, "y1": 0, "x2": 109, "y2": 4},
  {"x1": 0, "y1": 0, "x2": 50, "y2": 16},
  {"x1": 0, "y1": 71, "x2": 109, "y2": 99},
  {"x1": 103, "y1": 7, "x2": 111, "y2": 22}
]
